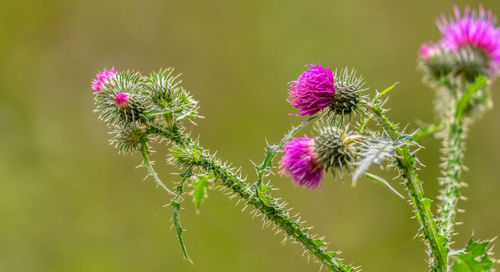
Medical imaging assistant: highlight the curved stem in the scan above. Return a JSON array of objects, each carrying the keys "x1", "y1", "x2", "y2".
[
  {"x1": 140, "y1": 142, "x2": 174, "y2": 195},
  {"x1": 370, "y1": 103, "x2": 448, "y2": 272},
  {"x1": 149, "y1": 124, "x2": 355, "y2": 272}
]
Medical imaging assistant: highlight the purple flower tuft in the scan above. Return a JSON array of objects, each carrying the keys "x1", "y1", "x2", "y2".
[
  {"x1": 92, "y1": 68, "x2": 117, "y2": 93},
  {"x1": 437, "y1": 6, "x2": 500, "y2": 72},
  {"x1": 279, "y1": 137, "x2": 325, "y2": 189},
  {"x1": 419, "y1": 43, "x2": 440, "y2": 60},
  {"x1": 115, "y1": 92, "x2": 130, "y2": 108},
  {"x1": 288, "y1": 64, "x2": 335, "y2": 116}
]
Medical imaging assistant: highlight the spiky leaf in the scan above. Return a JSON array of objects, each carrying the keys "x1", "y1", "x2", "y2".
[
  {"x1": 452, "y1": 238, "x2": 495, "y2": 272},
  {"x1": 193, "y1": 175, "x2": 210, "y2": 211}
]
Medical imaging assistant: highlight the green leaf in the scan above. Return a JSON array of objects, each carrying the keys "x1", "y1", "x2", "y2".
[
  {"x1": 376, "y1": 82, "x2": 399, "y2": 99},
  {"x1": 172, "y1": 168, "x2": 193, "y2": 263},
  {"x1": 363, "y1": 172, "x2": 404, "y2": 199},
  {"x1": 193, "y1": 175, "x2": 210, "y2": 211},
  {"x1": 452, "y1": 238, "x2": 495, "y2": 272},
  {"x1": 455, "y1": 76, "x2": 488, "y2": 120}
]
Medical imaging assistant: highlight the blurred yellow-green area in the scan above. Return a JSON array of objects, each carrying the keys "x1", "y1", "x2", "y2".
[{"x1": 1, "y1": 0, "x2": 499, "y2": 271}]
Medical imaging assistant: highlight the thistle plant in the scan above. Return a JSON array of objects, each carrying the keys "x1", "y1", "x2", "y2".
[{"x1": 91, "y1": 6, "x2": 498, "y2": 272}]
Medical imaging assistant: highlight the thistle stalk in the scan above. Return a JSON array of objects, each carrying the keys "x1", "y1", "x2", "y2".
[
  {"x1": 369, "y1": 99, "x2": 448, "y2": 272},
  {"x1": 437, "y1": 97, "x2": 465, "y2": 243},
  {"x1": 436, "y1": 76, "x2": 487, "y2": 244},
  {"x1": 149, "y1": 123, "x2": 355, "y2": 272}
]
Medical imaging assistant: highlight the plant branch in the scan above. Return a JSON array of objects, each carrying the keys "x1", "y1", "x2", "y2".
[
  {"x1": 149, "y1": 124, "x2": 356, "y2": 272},
  {"x1": 369, "y1": 100, "x2": 448, "y2": 272}
]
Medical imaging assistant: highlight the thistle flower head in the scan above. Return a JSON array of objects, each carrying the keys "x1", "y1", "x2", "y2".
[
  {"x1": 436, "y1": 6, "x2": 500, "y2": 74},
  {"x1": 279, "y1": 137, "x2": 325, "y2": 189},
  {"x1": 288, "y1": 64, "x2": 366, "y2": 117},
  {"x1": 115, "y1": 92, "x2": 130, "y2": 108},
  {"x1": 288, "y1": 64, "x2": 336, "y2": 116},
  {"x1": 92, "y1": 68, "x2": 117, "y2": 93}
]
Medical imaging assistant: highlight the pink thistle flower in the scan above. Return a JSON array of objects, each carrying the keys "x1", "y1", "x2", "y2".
[
  {"x1": 279, "y1": 137, "x2": 325, "y2": 189},
  {"x1": 288, "y1": 64, "x2": 335, "y2": 116},
  {"x1": 437, "y1": 6, "x2": 500, "y2": 73},
  {"x1": 92, "y1": 68, "x2": 117, "y2": 94},
  {"x1": 419, "y1": 43, "x2": 440, "y2": 60},
  {"x1": 115, "y1": 92, "x2": 130, "y2": 108}
]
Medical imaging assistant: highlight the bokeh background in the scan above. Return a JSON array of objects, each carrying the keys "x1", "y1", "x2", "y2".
[{"x1": 1, "y1": 0, "x2": 499, "y2": 271}]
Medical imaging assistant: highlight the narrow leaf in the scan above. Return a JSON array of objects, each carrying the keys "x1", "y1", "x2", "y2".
[
  {"x1": 455, "y1": 76, "x2": 488, "y2": 120},
  {"x1": 363, "y1": 172, "x2": 404, "y2": 199},
  {"x1": 172, "y1": 168, "x2": 193, "y2": 263}
]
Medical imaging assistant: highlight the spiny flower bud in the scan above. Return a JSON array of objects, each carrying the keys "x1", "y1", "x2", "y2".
[
  {"x1": 92, "y1": 68, "x2": 117, "y2": 94},
  {"x1": 143, "y1": 69, "x2": 199, "y2": 125},
  {"x1": 115, "y1": 91, "x2": 130, "y2": 108},
  {"x1": 314, "y1": 125, "x2": 359, "y2": 178},
  {"x1": 287, "y1": 64, "x2": 366, "y2": 117},
  {"x1": 110, "y1": 126, "x2": 147, "y2": 153},
  {"x1": 94, "y1": 70, "x2": 148, "y2": 128},
  {"x1": 279, "y1": 137, "x2": 325, "y2": 189}
]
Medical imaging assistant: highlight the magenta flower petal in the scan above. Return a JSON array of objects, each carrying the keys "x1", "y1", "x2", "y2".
[
  {"x1": 279, "y1": 137, "x2": 325, "y2": 189},
  {"x1": 288, "y1": 64, "x2": 335, "y2": 116},
  {"x1": 92, "y1": 68, "x2": 117, "y2": 93},
  {"x1": 115, "y1": 92, "x2": 130, "y2": 108},
  {"x1": 420, "y1": 43, "x2": 440, "y2": 60},
  {"x1": 437, "y1": 6, "x2": 500, "y2": 73}
]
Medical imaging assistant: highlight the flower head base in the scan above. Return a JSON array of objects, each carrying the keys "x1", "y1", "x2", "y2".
[
  {"x1": 314, "y1": 124, "x2": 358, "y2": 178},
  {"x1": 288, "y1": 64, "x2": 336, "y2": 116},
  {"x1": 330, "y1": 68, "x2": 366, "y2": 116},
  {"x1": 279, "y1": 137, "x2": 325, "y2": 189},
  {"x1": 437, "y1": 6, "x2": 500, "y2": 73},
  {"x1": 115, "y1": 92, "x2": 130, "y2": 108},
  {"x1": 92, "y1": 68, "x2": 117, "y2": 93},
  {"x1": 110, "y1": 126, "x2": 147, "y2": 153}
]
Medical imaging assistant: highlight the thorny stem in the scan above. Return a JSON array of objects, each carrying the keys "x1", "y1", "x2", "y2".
[
  {"x1": 437, "y1": 91, "x2": 466, "y2": 245},
  {"x1": 370, "y1": 103, "x2": 448, "y2": 272},
  {"x1": 140, "y1": 142, "x2": 175, "y2": 195},
  {"x1": 148, "y1": 123, "x2": 355, "y2": 272}
]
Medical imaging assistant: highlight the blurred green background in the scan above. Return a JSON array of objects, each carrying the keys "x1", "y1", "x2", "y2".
[{"x1": 1, "y1": 0, "x2": 499, "y2": 271}]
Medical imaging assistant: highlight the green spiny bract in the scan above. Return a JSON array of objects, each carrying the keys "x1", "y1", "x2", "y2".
[
  {"x1": 419, "y1": 47, "x2": 489, "y2": 87},
  {"x1": 94, "y1": 71, "x2": 149, "y2": 128},
  {"x1": 330, "y1": 68, "x2": 367, "y2": 116},
  {"x1": 110, "y1": 126, "x2": 148, "y2": 153},
  {"x1": 314, "y1": 123, "x2": 360, "y2": 178},
  {"x1": 143, "y1": 69, "x2": 199, "y2": 127}
]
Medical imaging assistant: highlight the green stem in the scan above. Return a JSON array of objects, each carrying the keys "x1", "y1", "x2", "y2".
[
  {"x1": 140, "y1": 142, "x2": 174, "y2": 195},
  {"x1": 370, "y1": 104, "x2": 448, "y2": 272},
  {"x1": 437, "y1": 92, "x2": 466, "y2": 244},
  {"x1": 149, "y1": 124, "x2": 355, "y2": 272}
]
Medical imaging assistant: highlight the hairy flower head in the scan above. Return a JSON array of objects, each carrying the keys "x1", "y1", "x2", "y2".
[
  {"x1": 420, "y1": 43, "x2": 440, "y2": 60},
  {"x1": 92, "y1": 68, "x2": 117, "y2": 93},
  {"x1": 288, "y1": 64, "x2": 335, "y2": 116},
  {"x1": 437, "y1": 6, "x2": 500, "y2": 73},
  {"x1": 279, "y1": 137, "x2": 325, "y2": 189},
  {"x1": 115, "y1": 92, "x2": 130, "y2": 108}
]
